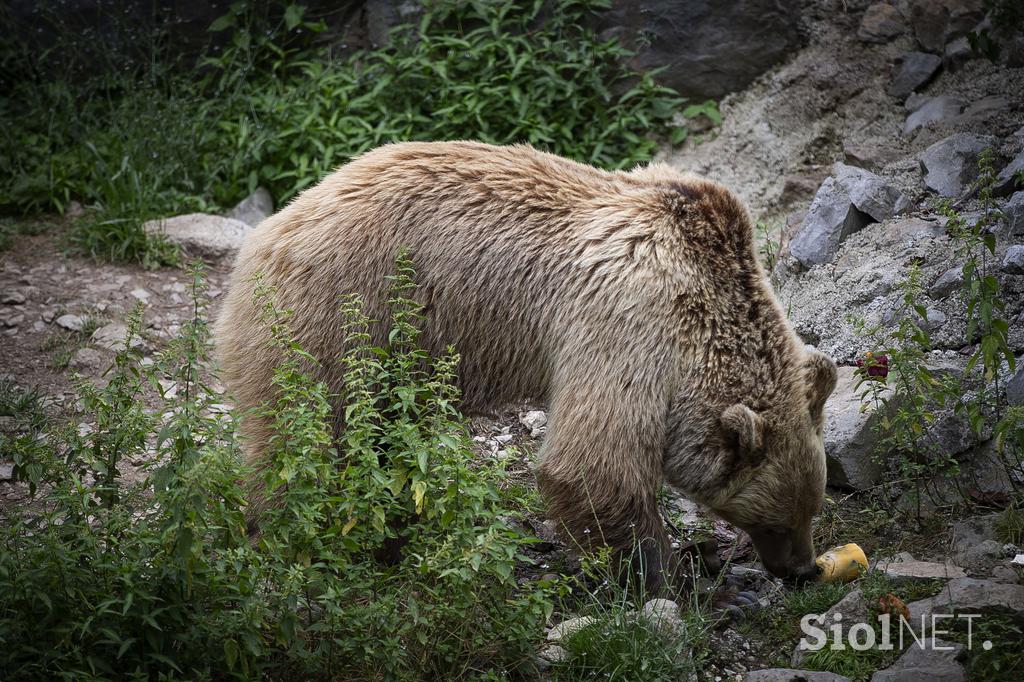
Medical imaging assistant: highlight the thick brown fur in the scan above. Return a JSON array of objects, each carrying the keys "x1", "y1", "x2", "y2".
[{"x1": 214, "y1": 141, "x2": 838, "y2": 590}]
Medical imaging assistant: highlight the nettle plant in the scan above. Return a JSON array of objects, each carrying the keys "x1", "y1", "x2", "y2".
[
  {"x1": 0, "y1": 259, "x2": 553, "y2": 680},
  {"x1": 851, "y1": 150, "x2": 1021, "y2": 517}
]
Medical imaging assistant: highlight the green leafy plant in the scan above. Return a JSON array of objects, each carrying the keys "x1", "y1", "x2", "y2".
[
  {"x1": 851, "y1": 268, "x2": 966, "y2": 519},
  {"x1": 549, "y1": 548, "x2": 708, "y2": 681},
  {"x1": 0, "y1": 258, "x2": 554, "y2": 680},
  {"x1": 2, "y1": 0, "x2": 707, "y2": 267}
]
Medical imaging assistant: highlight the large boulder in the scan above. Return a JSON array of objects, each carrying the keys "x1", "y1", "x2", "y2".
[
  {"x1": 919, "y1": 133, "x2": 998, "y2": 197},
  {"x1": 595, "y1": 0, "x2": 803, "y2": 99},
  {"x1": 875, "y1": 559, "x2": 967, "y2": 583},
  {"x1": 823, "y1": 366, "x2": 891, "y2": 489},
  {"x1": 790, "y1": 164, "x2": 910, "y2": 268},
  {"x1": 143, "y1": 213, "x2": 252, "y2": 261},
  {"x1": 906, "y1": 578, "x2": 1024, "y2": 626},
  {"x1": 870, "y1": 638, "x2": 965, "y2": 682}
]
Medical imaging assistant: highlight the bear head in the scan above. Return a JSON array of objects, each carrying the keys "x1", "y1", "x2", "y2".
[{"x1": 671, "y1": 351, "x2": 838, "y2": 582}]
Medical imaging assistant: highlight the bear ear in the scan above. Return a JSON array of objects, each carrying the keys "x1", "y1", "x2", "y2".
[
  {"x1": 720, "y1": 404, "x2": 765, "y2": 460},
  {"x1": 805, "y1": 352, "x2": 838, "y2": 420}
]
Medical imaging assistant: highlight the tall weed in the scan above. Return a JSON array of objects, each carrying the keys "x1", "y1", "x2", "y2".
[{"x1": 0, "y1": 259, "x2": 553, "y2": 680}]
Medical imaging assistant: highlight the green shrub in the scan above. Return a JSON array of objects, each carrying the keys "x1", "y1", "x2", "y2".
[
  {"x1": 0, "y1": 0, "x2": 705, "y2": 267},
  {"x1": 0, "y1": 259, "x2": 553, "y2": 680},
  {"x1": 546, "y1": 548, "x2": 708, "y2": 681}
]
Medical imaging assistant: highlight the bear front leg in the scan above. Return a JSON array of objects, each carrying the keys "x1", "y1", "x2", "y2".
[
  {"x1": 535, "y1": 365, "x2": 678, "y2": 596},
  {"x1": 537, "y1": 470, "x2": 678, "y2": 595}
]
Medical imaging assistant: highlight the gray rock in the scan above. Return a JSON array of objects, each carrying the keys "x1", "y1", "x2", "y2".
[
  {"x1": 641, "y1": 598, "x2": 685, "y2": 635},
  {"x1": 870, "y1": 638, "x2": 965, "y2": 682},
  {"x1": 2, "y1": 291, "x2": 26, "y2": 305},
  {"x1": 956, "y1": 96, "x2": 1010, "y2": 125},
  {"x1": 925, "y1": 412, "x2": 976, "y2": 462},
  {"x1": 792, "y1": 590, "x2": 869, "y2": 666},
  {"x1": 952, "y1": 514, "x2": 998, "y2": 560},
  {"x1": 746, "y1": 670, "x2": 852, "y2": 682},
  {"x1": 859, "y1": 3, "x2": 905, "y2": 43},
  {"x1": 835, "y1": 164, "x2": 913, "y2": 222},
  {"x1": 790, "y1": 165, "x2": 910, "y2": 267},
  {"x1": 823, "y1": 366, "x2": 890, "y2": 489},
  {"x1": 547, "y1": 615, "x2": 596, "y2": 643},
  {"x1": 90, "y1": 322, "x2": 141, "y2": 351},
  {"x1": 1002, "y1": 245, "x2": 1024, "y2": 274},
  {"x1": 929, "y1": 266, "x2": 963, "y2": 299},
  {"x1": 227, "y1": 187, "x2": 274, "y2": 227},
  {"x1": 904, "y1": 96, "x2": 964, "y2": 135},
  {"x1": 0, "y1": 461, "x2": 14, "y2": 481},
  {"x1": 56, "y1": 314, "x2": 84, "y2": 332},
  {"x1": 920, "y1": 133, "x2": 997, "y2": 196},
  {"x1": 991, "y1": 565, "x2": 1020, "y2": 583},
  {"x1": 875, "y1": 559, "x2": 967, "y2": 582},
  {"x1": 142, "y1": 213, "x2": 252, "y2": 261},
  {"x1": 69, "y1": 348, "x2": 104, "y2": 371},
  {"x1": 943, "y1": 36, "x2": 973, "y2": 69},
  {"x1": 905, "y1": 0, "x2": 948, "y2": 53},
  {"x1": 996, "y1": 149, "x2": 1024, "y2": 196},
  {"x1": 537, "y1": 644, "x2": 570, "y2": 666},
  {"x1": 907, "y1": 578, "x2": 1024, "y2": 625},
  {"x1": 64, "y1": 200, "x2": 85, "y2": 219},
  {"x1": 790, "y1": 178, "x2": 870, "y2": 267},
  {"x1": 921, "y1": 306, "x2": 947, "y2": 330},
  {"x1": 1008, "y1": 364, "x2": 1024, "y2": 406},
  {"x1": 519, "y1": 409, "x2": 548, "y2": 437},
  {"x1": 843, "y1": 141, "x2": 902, "y2": 170},
  {"x1": 595, "y1": 0, "x2": 803, "y2": 100},
  {"x1": 1004, "y1": 192, "x2": 1024, "y2": 236},
  {"x1": 888, "y1": 52, "x2": 942, "y2": 98},
  {"x1": 960, "y1": 540, "x2": 1007, "y2": 572},
  {"x1": 905, "y1": 92, "x2": 930, "y2": 112},
  {"x1": 945, "y1": 1, "x2": 987, "y2": 39},
  {"x1": 0, "y1": 313, "x2": 23, "y2": 328}
]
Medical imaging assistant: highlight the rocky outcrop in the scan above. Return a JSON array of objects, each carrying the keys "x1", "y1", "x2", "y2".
[{"x1": 596, "y1": 0, "x2": 803, "y2": 99}]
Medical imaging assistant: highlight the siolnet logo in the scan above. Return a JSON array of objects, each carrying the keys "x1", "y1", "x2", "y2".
[{"x1": 799, "y1": 611, "x2": 993, "y2": 652}]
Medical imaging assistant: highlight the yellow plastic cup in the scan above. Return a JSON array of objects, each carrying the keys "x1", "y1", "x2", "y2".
[{"x1": 815, "y1": 543, "x2": 868, "y2": 583}]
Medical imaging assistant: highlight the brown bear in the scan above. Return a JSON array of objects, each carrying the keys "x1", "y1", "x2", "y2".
[{"x1": 214, "y1": 140, "x2": 838, "y2": 591}]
